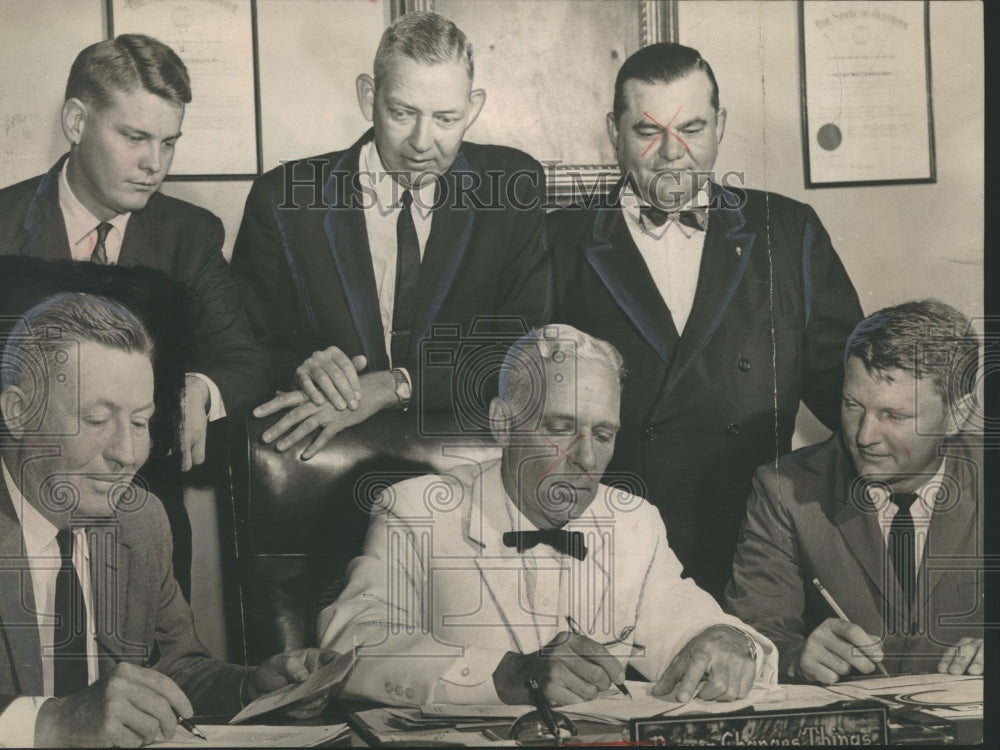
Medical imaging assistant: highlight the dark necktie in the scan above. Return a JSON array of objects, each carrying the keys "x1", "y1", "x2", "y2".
[
  {"x1": 90, "y1": 222, "x2": 113, "y2": 265},
  {"x1": 53, "y1": 529, "x2": 89, "y2": 697},
  {"x1": 502, "y1": 530, "x2": 588, "y2": 561},
  {"x1": 391, "y1": 190, "x2": 420, "y2": 368},
  {"x1": 888, "y1": 492, "x2": 919, "y2": 606},
  {"x1": 640, "y1": 205, "x2": 708, "y2": 232}
]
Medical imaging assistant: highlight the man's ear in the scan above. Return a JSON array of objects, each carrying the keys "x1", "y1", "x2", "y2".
[
  {"x1": 606, "y1": 112, "x2": 619, "y2": 153},
  {"x1": 489, "y1": 396, "x2": 512, "y2": 448},
  {"x1": 948, "y1": 392, "x2": 978, "y2": 435},
  {"x1": 0, "y1": 387, "x2": 29, "y2": 440},
  {"x1": 356, "y1": 74, "x2": 376, "y2": 122},
  {"x1": 465, "y1": 88, "x2": 486, "y2": 130},
  {"x1": 61, "y1": 98, "x2": 88, "y2": 146},
  {"x1": 715, "y1": 107, "x2": 727, "y2": 144}
]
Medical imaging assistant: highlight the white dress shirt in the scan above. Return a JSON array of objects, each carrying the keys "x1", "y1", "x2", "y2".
[
  {"x1": 620, "y1": 186, "x2": 710, "y2": 335},
  {"x1": 359, "y1": 141, "x2": 436, "y2": 369},
  {"x1": 869, "y1": 458, "x2": 948, "y2": 573},
  {"x1": 58, "y1": 159, "x2": 225, "y2": 421},
  {"x1": 0, "y1": 461, "x2": 98, "y2": 748}
]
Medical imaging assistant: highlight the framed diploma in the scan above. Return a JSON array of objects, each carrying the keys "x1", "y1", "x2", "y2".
[
  {"x1": 108, "y1": 0, "x2": 262, "y2": 180},
  {"x1": 799, "y1": 0, "x2": 935, "y2": 187}
]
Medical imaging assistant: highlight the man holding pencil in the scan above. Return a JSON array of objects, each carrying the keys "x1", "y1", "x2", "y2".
[
  {"x1": 318, "y1": 325, "x2": 776, "y2": 707},
  {"x1": 0, "y1": 293, "x2": 333, "y2": 747},
  {"x1": 725, "y1": 300, "x2": 983, "y2": 684}
]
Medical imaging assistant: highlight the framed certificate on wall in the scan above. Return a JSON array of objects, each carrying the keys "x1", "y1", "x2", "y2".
[
  {"x1": 108, "y1": 0, "x2": 262, "y2": 180},
  {"x1": 799, "y1": 0, "x2": 935, "y2": 187}
]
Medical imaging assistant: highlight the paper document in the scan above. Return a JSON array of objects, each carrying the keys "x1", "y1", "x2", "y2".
[
  {"x1": 230, "y1": 650, "x2": 356, "y2": 724},
  {"x1": 150, "y1": 723, "x2": 350, "y2": 747}
]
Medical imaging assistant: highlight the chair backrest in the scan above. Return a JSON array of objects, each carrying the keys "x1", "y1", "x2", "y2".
[{"x1": 229, "y1": 410, "x2": 499, "y2": 663}]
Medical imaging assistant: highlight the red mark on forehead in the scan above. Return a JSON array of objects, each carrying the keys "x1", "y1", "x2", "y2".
[
  {"x1": 537, "y1": 430, "x2": 594, "y2": 483},
  {"x1": 640, "y1": 107, "x2": 691, "y2": 158}
]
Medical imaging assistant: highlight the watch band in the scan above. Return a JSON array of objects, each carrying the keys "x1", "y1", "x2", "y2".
[
  {"x1": 390, "y1": 368, "x2": 411, "y2": 409},
  {"x1": 720, "y1": 625, "x2": 758, "y2": 665}
]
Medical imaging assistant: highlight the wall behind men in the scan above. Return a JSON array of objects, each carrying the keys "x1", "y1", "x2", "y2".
[{"x1": 0, "y1": 0, "x2": 984, "y2": 657}]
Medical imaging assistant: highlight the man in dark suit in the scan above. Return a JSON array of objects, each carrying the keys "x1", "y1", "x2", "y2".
[
  {"x1": 231, "y1": 11, "x2": 548, "y2": 460},
  {"x1": 548, "y1": 43, "x2": 863, "y2": 601},
  {"x1": 0, "y1": 293, "x2": 333, "y2": 747},
  {"x1": 725, "y1": 300, "x2": 983, "y2": 682},
  {"x1": 0, "y1": 34, "x2": 270, "y2": 594}
]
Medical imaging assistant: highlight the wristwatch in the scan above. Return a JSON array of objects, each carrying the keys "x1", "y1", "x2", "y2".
[
  {"x1": 390, "y1": 368, "x2": 411, "y2": 409},
  {"x1": 720, "y1": 625, "x2": 759, "y2": 665}
]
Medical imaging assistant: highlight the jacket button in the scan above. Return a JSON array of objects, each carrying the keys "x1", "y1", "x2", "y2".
[
  {"x1": 644, "y1": 426, "x2": 659, "y2": 441},
  {"x1": 738, "y1": 357, "x2": 751, "y2": 372},
  {"x1": 385, "y1": 682, "x2": 394, "y2": 693},
  {"x1": 395, "y1": 685, "x2": 404, "y2": 696},
  {"x1": 405, "y1": 688, "x2": 414, "y2": 698},
  {"x1": 726, "y1": 422, "x2": 741, "y2": 437},
  {"x1": 461, "y1": 667, "x2": 471, "y2": 676}
]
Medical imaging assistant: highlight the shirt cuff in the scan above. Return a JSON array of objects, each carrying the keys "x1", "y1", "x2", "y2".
[
  {"x1": 0, "y1": 696, "x2": 49, "y2": 748},
  {"x1": 187, "y1": 372, "x2": 227, "y2": 421},
  {"x1": 431, "y1": 647, "x2": 506, "y2": 705}
]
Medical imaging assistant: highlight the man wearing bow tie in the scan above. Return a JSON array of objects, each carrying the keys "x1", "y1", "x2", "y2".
[
  {"x1": 547, "y1": 42, "x2": 863, "y2": 602},
  {"x1": 725, "y1": 300, "x2": 983, "y2": 683},
  {"x1": 317, "y1": 324, "x2": 775, "y2": 706}
]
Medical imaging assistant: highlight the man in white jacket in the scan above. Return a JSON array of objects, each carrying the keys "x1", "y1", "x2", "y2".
[{"x1": 318, "y1": 324, "x2": 776, "y2": 706}]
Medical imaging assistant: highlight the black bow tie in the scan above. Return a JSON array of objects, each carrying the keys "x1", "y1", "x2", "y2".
[
  {"x1": 640, "y1": 205, "x2": 708, "y2": 231},
  {"x1": 502, "y1": 529, "x2": 588, "y2": 561}
]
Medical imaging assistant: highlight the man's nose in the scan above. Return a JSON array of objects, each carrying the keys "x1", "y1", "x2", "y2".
[
  {"x1": 105, "y1": 424, "x2": 137, "y2": 470},
  {"x1": 658, "y1": 130, "x2": 688, "y2": 162},
  {"x1": 138, "y1": 143, "x2": 161, "y2": 174},
  {"x1": 855, "y1": 411, "x2": 882, "y2": 447},
  {"x1": 568, "y1": 433, "x2": 597, "y2": 472},
  {"x1": 409, "y1": 116, "x2": 434, "y2": 153}
]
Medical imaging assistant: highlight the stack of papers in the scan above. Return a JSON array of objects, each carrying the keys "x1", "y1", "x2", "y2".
[{"x1": 150, "y1": 723, "x2": 351, "y2": 747}]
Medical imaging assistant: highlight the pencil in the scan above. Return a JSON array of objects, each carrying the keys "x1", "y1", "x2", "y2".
[
  {"x1": 96, "y1": 640, "x2": 208, "y2": 740},
  {"x1": 811, "y1": 578, "x2": 889, "y2": 677},
  {"x1": 564, "y1": 615, "x2": 632, "y2": 699}
]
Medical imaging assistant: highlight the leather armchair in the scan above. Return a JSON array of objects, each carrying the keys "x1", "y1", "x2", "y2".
[{"x1": 229, "y1": 410, "x2": 499, "y2": 663}]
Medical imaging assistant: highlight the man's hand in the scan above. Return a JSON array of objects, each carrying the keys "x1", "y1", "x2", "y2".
[
  {"x1": 294, "y1": 347, "x2": 368, "y2": 410},
  {"x1": 938, "y1": 637, "x2": 984, "y2": 676},
  {"x1": 34, "y1": 662, "x2": 192, "y2": 748},
  {"x1": 795, "y1": 618, "x2": 885, "y2": 685},
  {"x1": 246, "y1": 648, "x2": 338, "y2": 719},
  {"x1": 492, "y1": 632, "x2": 625, "y2": 706},
  {"x1": 181, "y1": 375, "x2": 210, "y2": 472},
  {"x1": 653, "y1": 625, "x2": 757, "y2": 702},
  {"x1": 254, "y1": 371, "x2": 397, "y2": 459}
]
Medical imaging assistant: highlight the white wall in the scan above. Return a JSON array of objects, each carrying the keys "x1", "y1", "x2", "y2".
[{"x1": 0, "y1": 0, "x2": 984, "y2": 653}]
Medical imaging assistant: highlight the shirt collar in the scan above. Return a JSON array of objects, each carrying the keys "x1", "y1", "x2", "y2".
[
  {"x1": 869, "y1": 457, "x2": 948, "y2": 521},
  {"x1": 359, "y1": 141, "x2": 437, "y2": 220},
  {"x1": 3, "y1": 459, "x2": 58, "y2": 551},
  {"x1": 59, "y1": 158, "x2": 131, "y2": 248}
]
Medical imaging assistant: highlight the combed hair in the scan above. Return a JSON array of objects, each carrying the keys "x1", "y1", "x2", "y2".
[
  {"x1": 65, "y1": 33, "x2": 191, "y2": 109},
  {"x1": 613, "y1": 42, "x2": 719, "y2": 120},
  {"x1": 373, "y1": 11, "x2": 473, "y2": 88},
  {"x1": 845, "y1": 299, "x2": 979, "y2": 410},
  {"x1": 1, "y1": 292, "x2": 154, "y2": 393},
  {"x1": 499, "y1": 325, "x2": 624, "y2": 422}
]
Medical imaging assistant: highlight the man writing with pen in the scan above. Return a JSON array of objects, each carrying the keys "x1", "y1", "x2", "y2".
[
  {"x1": 318, "y1": 324, "x2": 776, "y2": 706},
  {"x1": 726, "y1": 300, "x2": 984, "y2": 683},
  {"x1": 0, "y1": 293, "x2": 338, "y2": 747}
]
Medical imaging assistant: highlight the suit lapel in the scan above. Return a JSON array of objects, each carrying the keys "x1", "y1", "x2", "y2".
[
  {"x1": 409, "y1": 153, "x2": 477, "y2": 353},
  {"x1": 923, "y1": 450, "x2": 979, "y2": 605},
  {"x1": 663, "y1": 183, "x2": 756, "y2": 392},
  {"x1": 322, "y1": 140, "x2": 390, "y2": 371},
  {"x1": 117, "y1": 206, "x2": 154, "y2": 267},
  {"x1": 0, "y1": 479, "x2": 44, "y2": 695},
  {"x1": 88, "y1": 519, "x2": 143, "y2": 666},
  {"x1": 583, "y1": 206, "x2": 680, "y2": 364},
  {"x1": 21, "y1": 155, "x2": 73, "y2": 262}
]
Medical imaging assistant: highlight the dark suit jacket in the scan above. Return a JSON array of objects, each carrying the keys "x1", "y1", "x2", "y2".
[
  {"x1": 724, "y1": 434, "x2": 983, "y2": 678},
  {"x1": 0, "y1": 155, "x2": 270, "y2": 420},
  {"x1": 548, "y1": 184, "x2": 863, "y2": 599},
  {"x1": 0, "y1": 476, "x2": 251, "y2": 714},
  {"x1": 230, "y1": 130, "x2": 550, "y2": 410}
]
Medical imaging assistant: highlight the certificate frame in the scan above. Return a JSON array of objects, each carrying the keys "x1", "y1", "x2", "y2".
[
  {"x1": 799, "y1": 0, "x2": 936, "y2": 188},
  {"x1": 106, "y1": 0, "x2": 263, "y2": 181},
  {"x1": 392, "y1": 0, "x2": 679, "y2": 205}
]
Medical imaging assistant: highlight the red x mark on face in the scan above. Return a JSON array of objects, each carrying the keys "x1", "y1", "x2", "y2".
[
  {"x1": 640, "y1": 106, "x2": 691, "y2": 158},
  {"x1": 536, "y1": 429, "x2": 595, "y2": 484}
]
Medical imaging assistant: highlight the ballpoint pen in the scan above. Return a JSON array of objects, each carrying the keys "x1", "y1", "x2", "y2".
[
  {"x1": 96, "y1": 639, "x2": 208, "y2": 740},
  {"x1": 564, "y1": 615, "x2": 632, "y2": 699},
  {"x1": 526, "y1": 678, "x2": 562, "y2": 739},
  {"x1": 812, "y1": 578, "x2": 889, "y2": 677}
]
